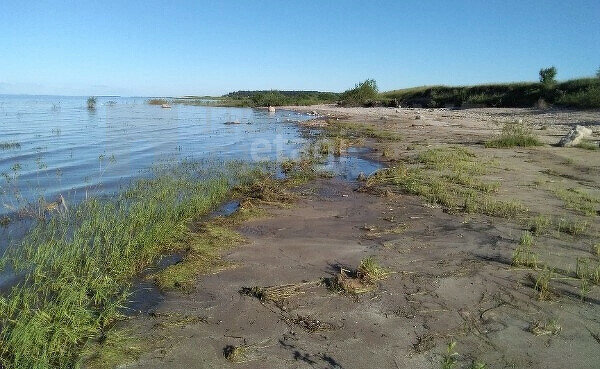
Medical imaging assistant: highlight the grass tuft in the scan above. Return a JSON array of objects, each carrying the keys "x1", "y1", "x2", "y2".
[
  {"x1": 534, "y1": 267, "x2": 554, "y2": 301},
  {"x1": 549, "y1": 186, "x2": 600, "y2": 216},
  {"x1": 512, "y1": 232, "x2": 538, "y2": 268},
  {"x1": 485, "y1": 121, "x2": 542, "y2": 148},
  {"x1": 328, "y1": 257, "x2": 390, "y2": 295},
  {"x1": 574, "y1": 140, "x2": 599, "y2": 150}
]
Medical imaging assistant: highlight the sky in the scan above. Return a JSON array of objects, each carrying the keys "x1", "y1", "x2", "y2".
[{"x1": 0, "y1": 1, "x2": 599, "y2": 97}]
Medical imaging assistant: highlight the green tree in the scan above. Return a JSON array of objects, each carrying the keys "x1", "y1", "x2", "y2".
[
  {"x1": 596, "y1": 66, "x2": 600, "y2": 78},
  {"x1": 341, "y1": 79, "x2": 379, "y2": 105},
  {"x1": 539, "y1": 67, "x2": 557, "y2": 85}
]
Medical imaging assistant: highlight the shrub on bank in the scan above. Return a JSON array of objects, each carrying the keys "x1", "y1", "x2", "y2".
[{"x1": 339, "y1": 79, "x2": 379, "y2": 106}]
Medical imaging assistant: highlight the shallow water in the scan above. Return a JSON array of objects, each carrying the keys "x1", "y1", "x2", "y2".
[
  {"x1": 0, "y1": 95, "x2": 383, "y2": 288},
  {"x1": 0, "y1": 95, "x2": 310, "y2": 218}
]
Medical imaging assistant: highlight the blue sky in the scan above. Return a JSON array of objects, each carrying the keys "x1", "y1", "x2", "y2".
[{"x1": 0, "y1": 0, "x2": 598, "y2": 96}]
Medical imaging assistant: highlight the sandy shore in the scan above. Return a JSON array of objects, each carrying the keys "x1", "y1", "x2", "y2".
[{"x1": 94, "y1": 106, "x2": 600, "y2": 369}]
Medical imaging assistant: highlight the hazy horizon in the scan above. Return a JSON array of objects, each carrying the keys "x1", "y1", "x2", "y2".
[{"x1": 1, "y1": 0, "x2": 599, "y2": 96}]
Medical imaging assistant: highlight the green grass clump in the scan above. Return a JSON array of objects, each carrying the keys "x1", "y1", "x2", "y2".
[
  {"x1": 550, "y1": 186, "x2": 600, "y2": 216},
  {"x1": 485, "y1": 121, "x2": 542, "y2": 148},
  {"x1": 417, "y1": 146, "x2": 485, "y2": 175},
  {"x1": 78, "y1": 329, "x2": 147, "y2": 369},
  {"x1": 0, "y1": 162, "x2": 262, "y2": 368},
  {"x1": 365, "y1": 146, "x2": 525, "y2": 219},
  {"x1": 440, "y1": 341, "x2": 459, "y2": 369},
  {"x1": 529, "y1": 215, "x2": 552, "y2": 235},
  {"x1": 556, "y1": 218, "x2": 589, "y2": 236},
  {"x1": 323, "y1": 120, "x2": 402, "y2": 141},
  {"x1": 512, "y1": 232, "x2": 538, "y2": 268},
  {"x1": 357, "y1": 257, "x2": 390, "y2": 283},
  {"x1": 574, "y1": 140, "x2": 598, "y2": 150},
  {"x1": 535, "y1": 267, "x2": 554, "y2": 300}
]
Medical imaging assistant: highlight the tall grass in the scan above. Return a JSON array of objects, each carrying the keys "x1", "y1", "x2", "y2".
[{"x1": 0, "y1": 161, "x2": 261, "y2": 368}]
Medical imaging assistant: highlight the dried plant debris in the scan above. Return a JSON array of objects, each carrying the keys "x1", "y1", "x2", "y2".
[
  {"x1": 240, "y1": 281, "x2": 318, "y2": 305},
  {"x1": 223, "y1": 345, "x2": 249, "y2": 363},
  {"x1": 327, "y1": 257, "x2": 391, "y2": 294},
  {"x1": 529, "y1": 320, "x2": 561, "y2": 336},
  {"x1": 289, "y1": 315, "x2": 337, "y2": 333}
]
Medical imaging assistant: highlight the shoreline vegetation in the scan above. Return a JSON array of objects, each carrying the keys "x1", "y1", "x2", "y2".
[
  {"x1": 0, "y1": 159, "x2": 319, "y2": 368},
  {"x1": 163, "y1": 74, "x2": 600, "y2": 109},
  {"x1": 0, "y1": 137, "x2": 330, "y2": 368},
  {"x1": 77, "y1": 108, "x2": 599, "y2": 368}
]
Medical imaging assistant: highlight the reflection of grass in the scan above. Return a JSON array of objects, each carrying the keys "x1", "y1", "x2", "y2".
[{"x1": 0, "y1": 162, "x2": 263, "y2": 368}]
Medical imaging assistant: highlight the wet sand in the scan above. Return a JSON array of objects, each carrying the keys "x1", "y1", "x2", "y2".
[{"x1": 107, "y1": 106, "x2": 600, "y2": 369}]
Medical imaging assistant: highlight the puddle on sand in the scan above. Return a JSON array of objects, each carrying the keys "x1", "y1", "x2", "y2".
[{"x1": 318, "y1": 147, "x2": 383, "y2": 181}]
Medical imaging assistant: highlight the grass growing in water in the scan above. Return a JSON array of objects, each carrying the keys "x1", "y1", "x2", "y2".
[
  {"x1": 0, "y1": 142, "x2": 21, "y2": 150},
  {"x1": 485, "y1": 121, "x2": 542, "y2": 148},
  {"x1": 147, "y1": 98, "x2": 170, "y2": 105},
  {"x1": 87, "y1": 97, "x2": 96, "y2": 110},
  {"x1": 152, "y1": 224, "x2": 244, "y2": 291},
  {"x1": 0, "y1": 161, "x2": 263, "y2": 368}
]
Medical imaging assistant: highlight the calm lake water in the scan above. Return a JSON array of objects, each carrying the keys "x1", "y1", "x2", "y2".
[
  {"x1": 0, "y1": 95, "x2": 383, "y2": 289},
  {"x1": 0, "y1": 95, "x2": 311, "y2": 217}
]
